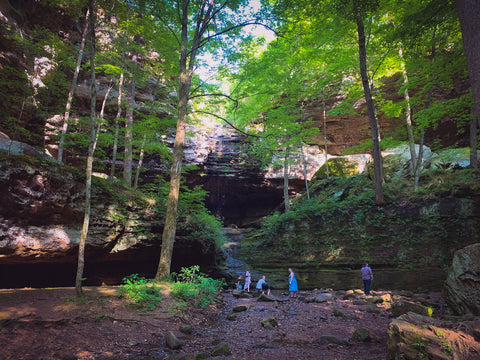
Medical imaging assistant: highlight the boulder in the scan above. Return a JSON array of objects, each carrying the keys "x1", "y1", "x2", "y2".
[
  {"x1": 210, "y1": 341, "x2": 231, "y2": 357},
  {"x1": 232, "y1": 305, "x2": 248, "y2": 312},
  {"x1": 261, "y1": 316, "x2": 278, "y2": 329},
  {"x1": 387, "y1": 312, "x2": 480, "y2": 360},
  {"x1": 391, "y1": 300, "x2": 433, "y2": 317},
  {"x1": 315, "y1": 292, "x2": 334, "y2": 303},
  {"x1": 381, "y1": 144, "x2": 432, "y2": 179},
  {"x1": 179, "y1": 324, "x2": 193, "y2": 334},
  {"x1": 314, "y1": 154, "x2": 372, "y2": 179},
  {"x1": 257, "y1": 293, "x2": 276, "y2": 302},
  {"x1": 165, "y1": 331, "x2": 182, "y2": 350},
  {"x1": 352, "y1": 328, "x2": 371, "y2": 342},
  {"x1": 316, "y1": 335, "x2": 349, "y2": 345},
  {"x1": 428, "y1": 148, "x2": 477, "y2": 169},
  {"x1": 444, "y1": 243, "x2": 480, "y2": 315}
]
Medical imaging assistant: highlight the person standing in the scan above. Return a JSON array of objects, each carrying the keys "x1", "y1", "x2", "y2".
[
  {"x1": 236, "y1": 275, "x2": 243, "y2": 290},
  {"x1": 361, "y1": 263, "x2": 373, "y2": 295},
  {"x1": 244, "y1": 269, "x2": 251, "y2": 292},
  {"x1": 288, "y1": 268, "x2": 298, "y2": 298}
]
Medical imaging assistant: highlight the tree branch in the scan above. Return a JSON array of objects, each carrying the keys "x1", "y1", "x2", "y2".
[
  {"x1": 193, "y1": 110, "x2": 263, "y2": 138},
  {"x1": 189, "y1": 92, "x2": 239, "y2": 107}
]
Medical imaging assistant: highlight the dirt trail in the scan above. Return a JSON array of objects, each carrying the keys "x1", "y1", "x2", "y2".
[{"x1": 0, "y1": 286, "x2": 429, "y2": 359}]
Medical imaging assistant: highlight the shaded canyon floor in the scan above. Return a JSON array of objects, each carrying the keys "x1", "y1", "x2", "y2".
[{"x1": 0, "y1": 285, "x2": 464, "y2": 360}]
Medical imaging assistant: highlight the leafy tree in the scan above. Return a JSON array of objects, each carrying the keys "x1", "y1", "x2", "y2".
[{"x1": 148, "y1": 0, "x2": 266, "y2": 279}]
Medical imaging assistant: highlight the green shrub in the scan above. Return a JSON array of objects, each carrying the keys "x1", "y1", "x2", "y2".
[
  {"x1": 170, "y1": 266, "x2": 224, "y2": 309},
  {"x1": 118, "y1": 274, "x2": 162, "y2": 311}
]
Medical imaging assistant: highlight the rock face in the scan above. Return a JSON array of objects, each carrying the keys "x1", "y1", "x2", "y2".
[
  {"x1": 190, "y1": 126, "x2": 286, "y2": 226},
  {"x1": 444, "y1": 243, "x2": 480, "y2": 315},
  {"x1": 0, "y1": 155, "x2": 221, "y2": 287}
]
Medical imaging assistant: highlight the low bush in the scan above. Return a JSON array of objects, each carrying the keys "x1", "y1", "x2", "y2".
[
  {"x1": 170, "y1": 265, "x2": 224, "y2": 309},
  {"x1": 118, "y1": 274, "x2": 162, "y2": 311}
]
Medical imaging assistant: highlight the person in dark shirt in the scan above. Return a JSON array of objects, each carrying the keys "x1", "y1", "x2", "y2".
[{"x1": 360, "y1": 263, "x2": 373, "y2": 295}]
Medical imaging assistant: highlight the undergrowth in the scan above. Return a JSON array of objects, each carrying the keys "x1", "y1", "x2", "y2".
[
  {"x1": 169, "y1": 265, "x2": 225, "y2": 310},
  {"x1": 118, "y1": 274, "x2": 162, "y2": 311},
  {"x1": 247, "y1": 169, "x2": 480, "y2": 267}
]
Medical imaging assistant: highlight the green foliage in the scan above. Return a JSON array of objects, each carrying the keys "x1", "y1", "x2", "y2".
[
  {"x1": 118, "y1": 274, "x2": 162, "y2": 311},
  {"x1": 327, "y1": 101, "x2": 357, "y2": 116},
  {"x1": 341, "y1": 137, "x2": 406, "y2": 155},
  {"x1": 170, "y1": 266, "x2": 225, "y2": 309},
  {"x1": 247, "y1": 168, "x2": 480, "y2": 268},
  {"x1": 178, "y1": 212, "x2": 226, "y2": 250}
]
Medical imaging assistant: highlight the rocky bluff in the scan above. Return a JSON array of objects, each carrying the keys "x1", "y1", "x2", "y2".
[{"x1": 0, "y1": 125, "x2": 324, "y2": 288}]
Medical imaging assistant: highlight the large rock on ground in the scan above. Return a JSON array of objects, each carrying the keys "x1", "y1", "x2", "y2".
[
  {"x1": 444, "y1": 243, "x2": 480, "y2": 315},
  {"x1": 387, "y1": 312, "x2": 480, "y2": 360}
]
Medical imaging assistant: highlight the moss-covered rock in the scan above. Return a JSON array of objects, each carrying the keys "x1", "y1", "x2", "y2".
[
  {"x1": 314, "y1": 154, "x2": 371, "y2": 179},
  {"x1": 387, "y1": 312, "x2": 480, "y2": 360},
  {"x1": 391, "y1": 300, "x2": 433, "y2": 317}
]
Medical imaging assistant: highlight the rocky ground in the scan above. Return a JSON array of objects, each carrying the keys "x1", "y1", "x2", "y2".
[{"x1": 0, "y1": 285, "x2": 445, "y2": 360}]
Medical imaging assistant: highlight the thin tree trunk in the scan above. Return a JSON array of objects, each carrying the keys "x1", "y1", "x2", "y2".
[
  {"x1": 134, "y1": 133, "x2": 146, "y2": 189},
  {"x1": 134, "y1": 79, "x2": 160, "y2": 189},
  {"x1": 300, "y1": 145, "x2": 310, "y2": 200},
  {"x1": 414, "y1": 31, "x2": 437, "y2": 190},
  {"x1": 399, "y1": 47, "x2": 417, "y2": 176},
  {"x1": 283, "y1": 147, "x2": 290, "y2": 211},
  {"x1": 123, "y1": 75, "x2": 135, "y2": 186},
  {"x1": 99, "y1": 79, "x2": 114, "y2": 120},
  {"x1": 355, "y1": 10, "x2": 384, "y2": 205},
  {"x1": 470, "y1": 114, "x2": 478, "y2": 168},
  {"x1": 322, "y1": 95, "x2": 330, "y2": 178},
  {"x1": 456, "y1": 0, "x2": 480, "y2": 127},
  {"x1": 414, "y1": 128, "x2": 425, "y2": 190},
  {"x1": 111, "y1": 73, "x2": 124, "y2": 178},
  {"x1": 76, "y1": 0, "x2": 96, "y2": 296},
  {"x1": 58, "y1": 8, "x2": 90, "y2": 163}
]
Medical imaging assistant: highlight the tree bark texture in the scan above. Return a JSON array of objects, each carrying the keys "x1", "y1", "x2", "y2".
[
  {"x1": 283, "y1": 147, "x2": 290, "y2": 211},
  {"x1": 111, "y1": 73, "x2": 124, "y2": 178},
  {"x1": 76, "y1": 0, "x2": 96, "y2": 296},
  {"x1": 355, "y1": 12, "x2": 384, "y2": 205},
  {"x1": 58, "y1": 7, "x2": 90, "y2": 163},
  {"x1": 457, "y1": 0, "x2": 480, "y2": 127},
  {"x1": 123, "y1": 75, "x2": 135, "y2": 186},
  {"x1": 155, "y1": 0, "x2": 215, "y2": 279}
]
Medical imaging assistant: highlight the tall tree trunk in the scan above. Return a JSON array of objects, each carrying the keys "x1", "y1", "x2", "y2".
[
  {"x1": 414, "y1": 32, "x2": 437, "y2": 190},
  {"x1": 322, "y1": 94, "x2": 330, "y2": 178},
  {"x1": 155, "y1": 0, "x2": 218, "y2": 279},
  {"x1": 76, "y1": 0, "x2": 96, "y2": 296},
  {"x1": 414, "y1": 128, "x2": 425, "y2": 190},
  {"x1": 470, "y1": 114, "x2": 478, "y2": 168},
  {"x1": 99, "y1": 79, "x2": 114, "y2": 120},
  {"x1": 58, "y1": 8, "x2": 90, "y2": 163},
  {"x1": 300, "y1": 145, "x2": 310, "y2": 200},
  {"x1": 123, "y1": 75, "x2": 135, "y2": 186},
  {"x1": 111, "y1": 73, "x2": 124, "y2": 178},
  {"x1": 134, "y1": 134, "x2": 146, "y2": 189},
  {"x1": 456, "y1": 0, "x2": 480, "y2": 127},
  {"x1": 355, "y1": 11, "x2": 384, "y2": 205},
  {"x1": 155, "y1": 71, "x2": 189, "y2": 279},
  {"x1": 283, "y1": 147, "x2": 290, "y2": 211},
  {"x1": 134, "y1": 79, "x2": 159, "y2": 189},
  {"x1": 399, "y1": 47, "x2": 417, "y2": 176}
]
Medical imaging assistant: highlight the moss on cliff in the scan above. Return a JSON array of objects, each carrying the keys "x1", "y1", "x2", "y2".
[{"x1": 240, "y1": 169, "x2": 480, "y2": 272}]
